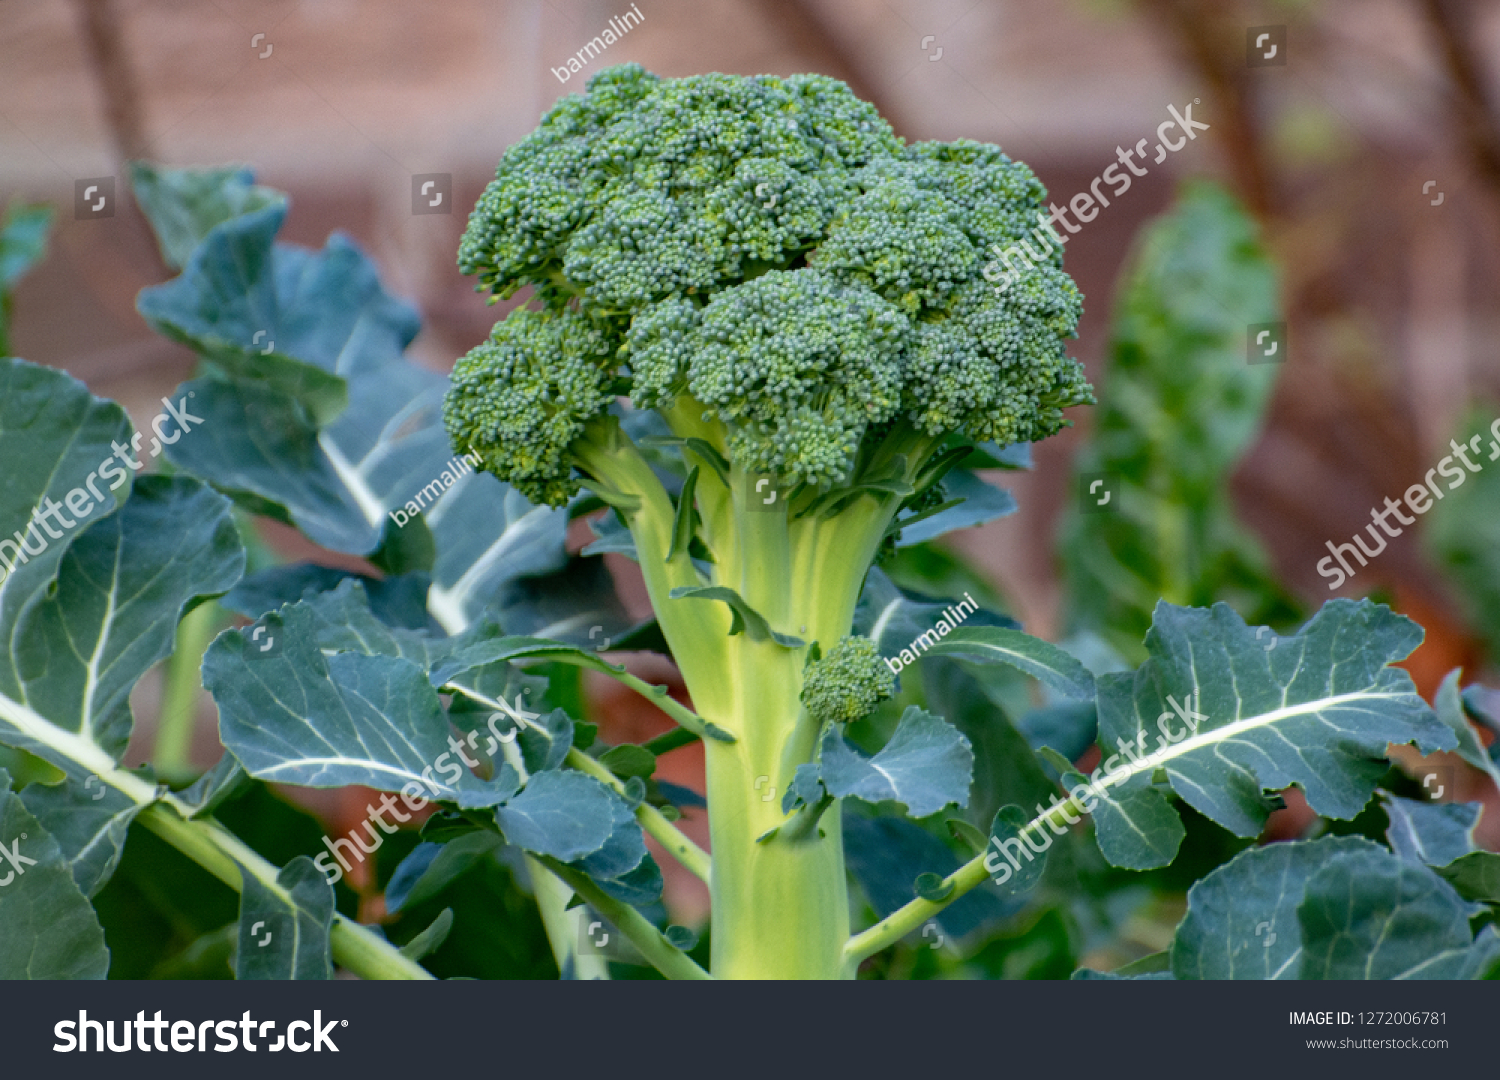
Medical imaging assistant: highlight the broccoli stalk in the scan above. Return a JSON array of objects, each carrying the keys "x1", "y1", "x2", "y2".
[{"x1": 445, "y1": 64, "x2": 1091, "y2": 977}]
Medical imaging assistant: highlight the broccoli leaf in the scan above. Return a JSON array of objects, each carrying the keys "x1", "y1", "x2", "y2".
[
  {"x1": 1061, "y1": 182, "x2": 1297, "y2": 659},
  {"x1": 894, "y1": 469, "x2": 1017, "y2": 547},
  {"x1": 493, "y1": 770, "x2": 619, "y2": 862},
  {"x1": 1088, "y1": 600, "x2": 1453, "y2": 870},
  {"x1": 916, "y1": 626, "x2": 1096, "y2": 701},
  {"x1": 0, "y1": 768, "x2": 110, "y2": 979},
  {"x1": 0, "y1": 361, "x2": 249, "y2": 921},
  {"x1": 1432, "y1": 669, "x2": 1500, "y2": 788},
  {"x1": 222, "y1": 562, "x2": 436, "y2": 630},
  {"x1": 1374, "y1": 790, "x2": 1500, "y2": 904},
  {"x1": 817, "y1": 707, "x2": 973, "y2": 818},
  {"x1": 235, "y1": 856, "x2": 335, "y2": 980},
  {"x1": 1382, "y1": 792, "x2": 1480, "y2": 869},
  {"x1": 204, "y1": 603, "x2": 514, "y2": 808},
  {"x1": 18, "y1": 775, "x2": 143, "y2": 899},
  {"x1": 1426, "y1": 408, "x2": 1500, "y2": 666},
  {"x1": 130, "y1": 162, "x2": 284, "y2": 271},
  {"x1": 1298, "y1": 849, "x2": 1500, "y2": 979},
  {"x1": 842, "y1": 812, "x2": 1014, "y2": 940},
  {"x1": 133, "y1": 168, "x2": 569, "y2": 618},
  {"x1": 0, "y1": 201, "x2": 53, "y2": 357},
  {"x1": 1171, "y1": 835, "x2": 1385, "y2": 980},
  {"x1": 853, "y1": 566, "x2": 1017, "y2": 653}
]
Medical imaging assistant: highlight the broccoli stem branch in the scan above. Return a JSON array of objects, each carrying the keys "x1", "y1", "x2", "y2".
[
  {"x1": 535, "y1": 856, "x2": 714, "y2": 980},
  {"x1": 842, "y1": 795, "x2": 1083, "y2": 969},
  {"x1": 572, "y1": 415, "x2": 735, "y2": 719}
]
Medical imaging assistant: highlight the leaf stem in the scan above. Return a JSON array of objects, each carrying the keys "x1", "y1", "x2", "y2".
[
  {"x1": 137, "y1": 801, "x2": 434, "y2": 980},
  {"x1": 154, "y1": 601, "x2": 221, "y2": 783},
  {"x1": 842, "y1": 795, "x2": 1082, "y2": 969},
  {"x1": 536, "y1": 856, "x2": 714, "y2": 980}
]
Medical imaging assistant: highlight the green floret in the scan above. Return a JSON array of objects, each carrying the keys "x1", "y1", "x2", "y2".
[
  {"x1": 811, "y1": 165, "x2": 978, "y2": 315},
  {"x1": 904, "y1": 275, "x2": 1093, "y2": 446},
  {"x1": 460, "y1": 65, "x2": 902, "y2": 314},
  {"x1": 457, "y1": 65, "x2": 662, "y2": 302},
  {"x1": 801, "y1": 636, "x2": 895, "y2": 725},
  {"x1": 443, "y1": 307, "x2": 620, "y2": 507},
  {"x1": 665, "y1": 268, "x2": 910, "y2": 486}
]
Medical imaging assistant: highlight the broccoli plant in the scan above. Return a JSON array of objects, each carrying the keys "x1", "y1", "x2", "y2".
[
  {"x1": 442, "y1": 64, "x2": 1092, "y2": 977},
  {"x1": 1, "y1": 69, "x2": 1495, "y2": 984}
]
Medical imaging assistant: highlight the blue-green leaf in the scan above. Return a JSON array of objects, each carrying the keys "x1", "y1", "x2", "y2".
[
  {"x1": 137, "y1": 201, "x2": 418, "y2": 422},
  {"x1": 1433, "y1": 669, "x2": 1500, "y2": 787},
  {"x1": 18, "y1": 776, "x2": 142, "y2": 898},
  {"x1": 854, "y1": 567, "x2": 1017, "y2": 660},
  {"x1": 222, "y1": 562, "x2": 435, "y2": 630},
  {"x1": 1060, "y1": 182, "x2": 1294, "y2": 659},
  {"x1": 0, "y1": 361, "x2": 244, "y2": 909},
  {"x1": 843, "y1": 813, "x2": 1013, "y2": 939},
  {"x1": 985, "y1": 804, "x2": 1052, "y2": 898},
  {"x1": 0, "y1": 767, "x2": 109, "y2": 979},
  {"x1": 494, "y1": 770, "x2": 618, "y2": 862},
  {"x1": 235, "y1": 856, "x2": 335, "y2": 980},
  {"x1": 1171, "y1": 835, "x2": 1382, "y2": 980},
  {"x1": 1383, "y1": 792, "x2": 1480, "y2": 869},
  {"x1": 0, "y1": 202, "x2": 53, "y2": 357},
  {"x1": 386, "y1": 833, "x2": 503, "y2": 913},
  {"x1": 1298, "y1": 848, "x2": 1500, "y2": 979},
  {"x1": 18, "y1": 476, "x2": 244, "y2": 760},
  {"x1": 134, "y1": 172, "x2": 569, "y2": 609},
  {"x1": 130, "y1": 162, "x2": 283, "y2": 271},
  {"x1": 204, "y1": 604, "x2": 513, "y2": 808},
  {"x1": 1087, "y1": 600, "x2": 1452, "y2": 870},
  {"x1": 894, "y1": 469, "x2": 1017, "y2": 547},
  {"x1": 582, "y1": 508, "x2": 637, "y2": 560},
  {"x1": 916, "y1": 627, "x2": 1095, "y2": 700},
  {"x1": 818, "y1": 707, "x2": 973, "y2": 818}
]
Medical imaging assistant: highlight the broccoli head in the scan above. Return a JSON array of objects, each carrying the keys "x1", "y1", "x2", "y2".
[
  {"x1": 445, "y1": 63, "x2": 1091, "y2": 505},
  {"x1": 800, "y1": 636, "x2": 895, "y2": 726}
]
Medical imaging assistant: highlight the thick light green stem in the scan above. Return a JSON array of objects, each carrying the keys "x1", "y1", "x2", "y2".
[
  {"x1": 594, "y1": 412, "x2": 940, "y2": 979},
  {"x1": 702, "y1": 630, "x2": 849, "y2": 978}
]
